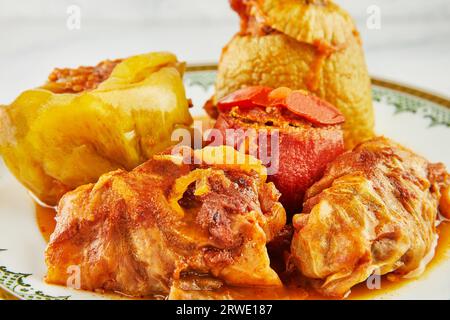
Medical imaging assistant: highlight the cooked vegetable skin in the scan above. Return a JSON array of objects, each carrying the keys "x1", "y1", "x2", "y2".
[
  {"x1": 213, "y1": 105, "x2": 344, "y2": 213},
  {"x1": 45, "y1": 146, "x2": 286, "y2": 296},
  {"x1": 215, "y1": 0, "x2": 374, "y2": 148},
  {"x1": 0, "y1": 52, "x2": 192, "y2": 205},
  {"x1": 291, "y1": 137, "x2": 450, "y2": 297}
]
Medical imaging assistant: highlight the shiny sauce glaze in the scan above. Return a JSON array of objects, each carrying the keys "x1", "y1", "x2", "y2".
[{"x1": 36, "y1": 203, "x2": 450, "y2": 300}]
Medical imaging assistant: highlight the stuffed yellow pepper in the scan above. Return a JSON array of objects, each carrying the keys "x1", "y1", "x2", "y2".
[{"x1": 0, "y1": 52, "x2": 192, "y2": 205}]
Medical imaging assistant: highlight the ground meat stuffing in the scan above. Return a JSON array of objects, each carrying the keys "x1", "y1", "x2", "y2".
[{"x1": 45, "y1": 59, "x2": 122, "y2": 93}]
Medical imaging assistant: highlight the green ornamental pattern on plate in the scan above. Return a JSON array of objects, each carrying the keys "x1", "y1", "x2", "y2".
[
  {"x1": 184, "y1": 70, "x2": 216, "y2": 91},
  {"x1": 372, "y1": 86, "x2": 450, "y2": 127}
]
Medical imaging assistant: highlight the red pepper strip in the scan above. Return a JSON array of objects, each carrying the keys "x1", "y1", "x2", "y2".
[
  {"x1": 217, "y1": 86, "x2": 272, "y2": 111},
  {"x1": 285, "y1": 91, "x2": 345, "y2": 125},
  {"x1": 268, "y1": 87, "x2": 292, "y2": 106}
]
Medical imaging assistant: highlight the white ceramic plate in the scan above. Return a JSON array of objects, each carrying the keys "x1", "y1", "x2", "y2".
[{"x1": 1, "y1": 67, "x2": 449, "y2": 300}]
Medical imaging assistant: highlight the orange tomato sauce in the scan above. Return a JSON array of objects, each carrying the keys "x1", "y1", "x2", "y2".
[{"x1": 36, "y1": 203, "x2": 450, "y2": 300}]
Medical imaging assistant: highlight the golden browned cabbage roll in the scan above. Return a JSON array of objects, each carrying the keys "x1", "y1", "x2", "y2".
[{"x1": 45, "y1": 146, "x2": 286, "y2": 297}]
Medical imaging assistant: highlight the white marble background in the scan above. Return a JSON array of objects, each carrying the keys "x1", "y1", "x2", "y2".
[{"x1": 0, "y1": 0, "x2": 449, "y2": 103}]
